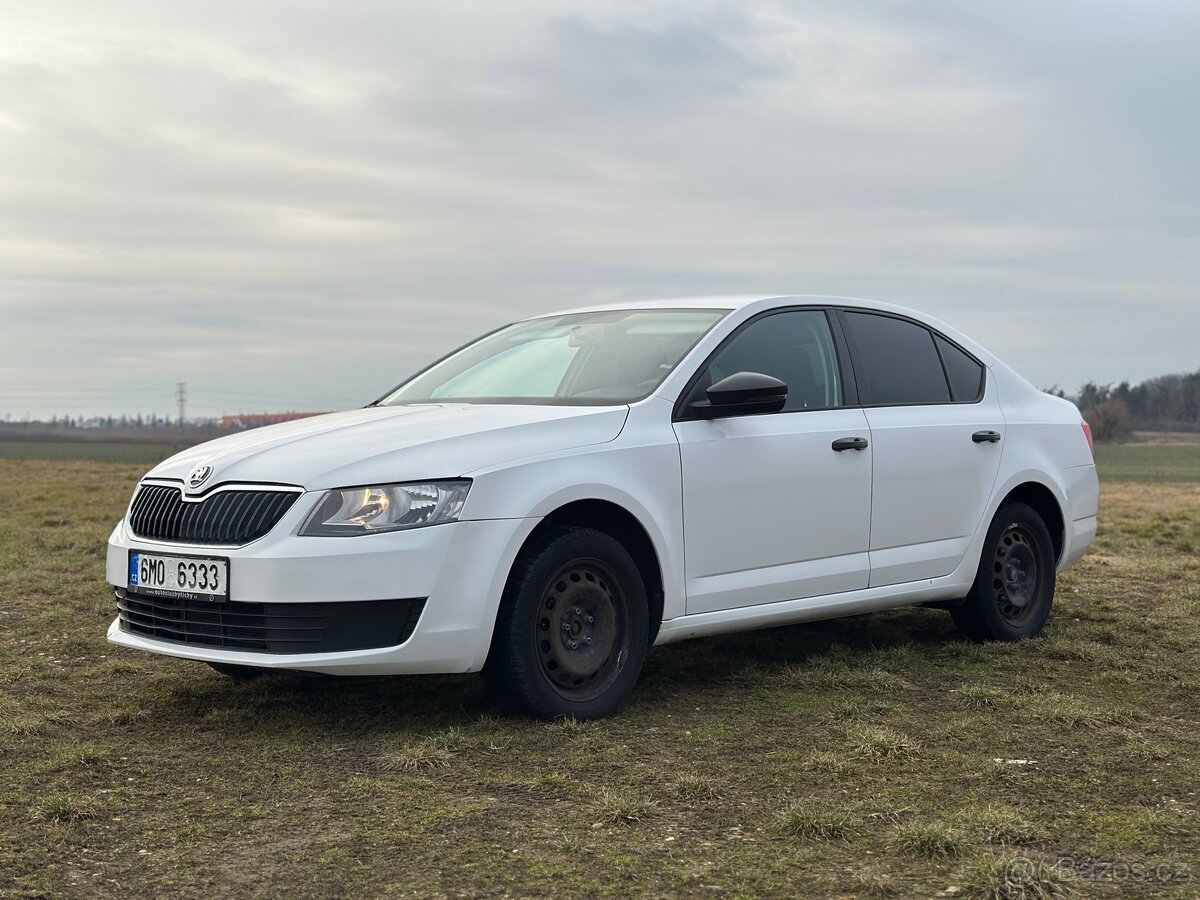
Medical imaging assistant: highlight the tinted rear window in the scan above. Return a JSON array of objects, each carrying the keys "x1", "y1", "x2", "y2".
[
  {"x1": 842, "y1": 311, "x2": 951, "y2": 405},
  {"x1": 935, "y1": 335, "x2": 985, "y2": 401}
]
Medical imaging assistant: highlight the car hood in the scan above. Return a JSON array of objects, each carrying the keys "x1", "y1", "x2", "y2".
[{"x1": 147, "y1": 404, "x2": 630, "y2": 493}]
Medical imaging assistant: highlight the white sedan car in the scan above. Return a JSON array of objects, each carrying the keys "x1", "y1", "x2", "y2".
[{"x1": 107, "y1": 296, "x2": 1098, "y2": 718}]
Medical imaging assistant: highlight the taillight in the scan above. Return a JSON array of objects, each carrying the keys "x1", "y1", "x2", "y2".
[{"x1": 1081, "y1": 420, "x2": 1095, "y2": 456}]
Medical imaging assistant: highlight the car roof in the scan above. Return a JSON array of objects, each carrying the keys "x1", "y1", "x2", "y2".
[
  {"x1": 524, "y1": 295, "x2": 1005, "y2": 370},
  {"x1": 532, "y1": 294, "x2": 923, "y2": 317}
]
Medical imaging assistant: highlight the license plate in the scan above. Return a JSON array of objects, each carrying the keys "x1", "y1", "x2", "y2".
[{"x1": 129, "y1": 551, "x2": 229, "y2": 602}]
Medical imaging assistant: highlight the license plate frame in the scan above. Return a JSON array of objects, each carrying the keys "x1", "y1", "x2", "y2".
[{"x1": 128, "y1": 550, "x2": 230, "y2": 602}]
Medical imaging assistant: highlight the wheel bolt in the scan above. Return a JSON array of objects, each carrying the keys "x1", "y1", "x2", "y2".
[
  {"x1": 574, "y1": 607, "x2": 582, "y2": 615},
  {"x1": 584, "y1": 638, "x2": 591, "y2": 646},
  {"x1": 586, "y1": 616, "x2": 594, "y2": 623},
  {"x1": 569, "y1": 641, "x2": 578, "y2": 650}
]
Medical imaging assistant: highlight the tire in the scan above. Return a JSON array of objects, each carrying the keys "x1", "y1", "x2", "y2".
[
  {"x1": 207, "y1": 661, "x2": 267, "y2": 680},
  {"x1": 951, "y1": 502, "x2": 1057, "y2": 642},
  {"x1": 483, "y1": 526, "x2": 649, "y2": 720}
]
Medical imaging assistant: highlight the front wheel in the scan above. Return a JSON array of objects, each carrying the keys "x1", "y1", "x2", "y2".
[
  {"x1": 483, "y1": 526, "x2": 649, "y2": 720},
  {"x1": 951, "y1": 502, "x2": 1057, "y2": 642}
]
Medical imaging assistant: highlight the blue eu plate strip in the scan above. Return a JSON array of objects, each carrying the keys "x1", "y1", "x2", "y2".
[{"x1": 129, "y1": 553, "x2": 139, "y2": 587}]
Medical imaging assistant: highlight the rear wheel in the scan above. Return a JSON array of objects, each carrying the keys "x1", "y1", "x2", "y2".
[
  {"x1": 951, "y1": 502, "x2": 1057, "y2": 642},
  {"x1": 483, "y1": 526, "x2": 648, "y2": 720},
  {"x1": 207, "y1": 661, "x2": 267, "y2": 680}
]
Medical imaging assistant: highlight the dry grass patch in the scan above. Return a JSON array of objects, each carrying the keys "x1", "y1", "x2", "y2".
[
  {"x1": 382, "y1": 728, "x2": 466, "y2": 772},
  {"x1": 32, "y1": 793, "x2": 101, "y2": 826},
  {"x1": 668, "y1": 773, "x2": 722, "y2": 802},
  {"x1": 800, "y1": 749, "x2": 855, "y2": 777},
  {"x1": 891, "y1": 821, "x2": 965, "y2": 859},
  {"x1": 594, "y1": 789, "x2": 657, "y2": 825},
  {"x1": 777, "y1": 802, "x2": 855, "y2": 841},
  {"x1": 956, "y1": 685, "x2": 1010, "y2": 710},
  {"x1": 1088, "y1": 804, "x2": 1185, "y2": 855},
  {"x1": 544, "y1": 716, "x2": 611, "y2": 750},
  {"x1": 847, "y1": 724, "x2": 921, "y2": 759},
  {"x1": 827, "y1": 696, "x2": 900, "y2": 721},
  {"x1": 1011, "y1": 691, "x2": 1135, "y2": 728},
  {"x1": 851, "y1": 872, "x2": 900, "y2": 897},
  {"x1": 960, "y1": 855, "x2": 1073, "y2": 899},
  {"x1": 963, "y1": 805, "x2": 1043, "y2": 847},
  {"x1": 784, "y1": 658, "x2": 912, "y2": 692}
]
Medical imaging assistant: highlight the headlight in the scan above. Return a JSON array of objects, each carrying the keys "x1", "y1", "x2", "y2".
[{"x1": 300, "y1": 480, "x2": 471, "y2": 536}]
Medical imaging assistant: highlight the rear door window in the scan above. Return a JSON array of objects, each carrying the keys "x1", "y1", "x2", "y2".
[{"x1": 841, "y1": 311, "x2": 951, "y2": 405}]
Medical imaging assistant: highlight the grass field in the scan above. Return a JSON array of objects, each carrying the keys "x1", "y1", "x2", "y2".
[
  {"x1": 0, "y1": 441, "x2": 177, "y2": 465},
  {"x1": 1092, "y1": 443, "x2": 1200, "y2": 483},
  {"x1": 1, "y1": 450, "x2": 1198, "y2": 898}
]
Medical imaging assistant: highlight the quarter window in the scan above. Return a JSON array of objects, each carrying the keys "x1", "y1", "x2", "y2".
[
  {"x1": 697, "y1": 310, "x2": 842, "y2": 412},
  {"x1": 935, "y1": 335, "x2": 985, "y2": 401},
  {"x1": 842, "y1": 311, "x2": 951, "y2": 405}
]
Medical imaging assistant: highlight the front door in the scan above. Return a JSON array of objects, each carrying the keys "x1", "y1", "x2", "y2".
[{"x1": 673, "y1": 309, "x2": 873, "y2": 614}]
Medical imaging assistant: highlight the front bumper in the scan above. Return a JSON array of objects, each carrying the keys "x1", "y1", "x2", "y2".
[{"x1": 106, "y1": 508, "x2": 538, "y2": 675}]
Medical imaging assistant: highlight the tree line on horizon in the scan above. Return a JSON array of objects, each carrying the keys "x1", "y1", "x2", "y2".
[
  {"x1": 1047, "y1": 368, "x2": 1200, "y2": 442},
  {"x1": 2, "y1": 414, "x2": 188, "y2": 428}
]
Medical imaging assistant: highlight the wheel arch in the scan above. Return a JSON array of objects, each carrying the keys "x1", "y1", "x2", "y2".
[
  {"x1": 508, "y1": 499, "x2": 666, "y2": 645},
  {"x1": 996, "y1": 480, "x2": 1066, "y2": 564}
]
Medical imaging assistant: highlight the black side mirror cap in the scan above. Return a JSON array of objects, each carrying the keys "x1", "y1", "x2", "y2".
[{"x1": 691, "y1": 371, "x2": 788, "y2": 419}]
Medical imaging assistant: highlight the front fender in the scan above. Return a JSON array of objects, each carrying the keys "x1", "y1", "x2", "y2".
[{"x1": 462, "y1": 416, "x2": 686, "y2": 623}]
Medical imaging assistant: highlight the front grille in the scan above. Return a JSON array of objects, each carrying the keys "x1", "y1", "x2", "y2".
[
  {"x1": 117, "y1": 591, "x2": 426, "y2": 653},
  {"x1": 129, "y1": 483, "x2": 300, "y2": 545}
]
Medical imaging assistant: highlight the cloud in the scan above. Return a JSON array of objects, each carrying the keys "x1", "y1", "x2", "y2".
[{"x1": 0, "y1": 1, "x2": 1196, "y2": 419}]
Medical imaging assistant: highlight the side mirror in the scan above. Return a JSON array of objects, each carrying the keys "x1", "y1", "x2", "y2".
[{"x1": 691, "y1": 371, "x2": 788, "y2": 419}]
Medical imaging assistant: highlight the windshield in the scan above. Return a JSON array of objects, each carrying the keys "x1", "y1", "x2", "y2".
[{"x1": 380, "y1": 308, "x2": 728, "y2": 406}]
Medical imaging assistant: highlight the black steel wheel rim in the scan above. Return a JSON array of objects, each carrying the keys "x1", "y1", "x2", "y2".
[
  {"x1": 991, "y1": 524, "x2": 1040, "y2": 625},
  {"x1": 534, "y1": 557, "x2": 629, "y2": 701}
]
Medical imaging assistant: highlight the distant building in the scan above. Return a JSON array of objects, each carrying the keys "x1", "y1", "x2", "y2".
[{"x1": 220, "y1": 412, "x2": 328, "y2": 429}]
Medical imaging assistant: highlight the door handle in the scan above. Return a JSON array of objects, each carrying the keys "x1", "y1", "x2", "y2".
[
  {"x1": 831, "y1": 436, "x2": 869, "y2": 452},
  {"x1": 972, "y1": 430, "x2": 1002, "y2": 443}
]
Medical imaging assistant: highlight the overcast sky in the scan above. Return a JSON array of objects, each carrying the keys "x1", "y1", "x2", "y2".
[{"x1": 1, "y1": 0, "x2": 1197, "y2": 420}]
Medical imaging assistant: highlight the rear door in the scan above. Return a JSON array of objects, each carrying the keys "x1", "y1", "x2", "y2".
[
  {"x1": 837, "y1": 310, "x2": 1004, "y2": 587},
  {"x1": 673, "y1": 308, "x2": 873, "y2": 614}
]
